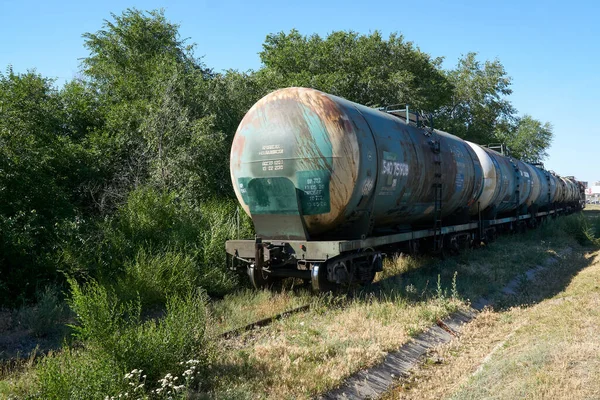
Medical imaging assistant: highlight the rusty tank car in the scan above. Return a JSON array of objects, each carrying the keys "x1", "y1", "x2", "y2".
[{"x1": 226, "y1": 88, "x2": 585, "y2": 290}]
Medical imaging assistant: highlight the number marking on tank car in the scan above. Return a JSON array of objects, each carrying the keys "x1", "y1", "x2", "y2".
[{"x1": 259, "y1": 144, "x2": 284, "y2": 156}]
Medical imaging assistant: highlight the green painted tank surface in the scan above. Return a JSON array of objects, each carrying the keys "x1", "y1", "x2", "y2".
[{"x1": 230, "y1": 87, "x2": 484, "y2": 240}]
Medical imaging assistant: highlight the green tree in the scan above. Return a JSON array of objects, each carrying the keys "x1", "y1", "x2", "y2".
[
  {"x1": 80, "y1": 8, "x2": 233, "y2": 204},
  {"x1": 0, "y1": 68, "x2": 95, "y2": 304},
  {"x1": 259, "y1": 29, "x2": 452, "y2": 110},
  {"x1": 436, "y1": 52, "x2": 515, "y2": 145},
  {"x1": 497, "y1": 115, "x2": 553, "y2": 163}
]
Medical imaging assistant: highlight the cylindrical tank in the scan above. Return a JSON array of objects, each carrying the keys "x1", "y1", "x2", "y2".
[
  {"x1": 547, "y1": 171, "x2": 558, "y2": 205},
  {"x1": 467, "y1": 145, "x2": 532, "y2": 216},
  {"x1": 525, "y1": 163, "x2": 551, "y2": 208},
  {"x1": 513, "y1": 158, "x2": 533, "y2": 209},
  {"x1": 465, "y1": 142, "x2": 498, "y2": 214},
  {"x1": 553, "y1": 174, "x2": 566, "y2": 203},
  {"x1": 563, "y1": 178, "x2": 578, "y2": 203},
  {"x1": 522, "y1": 163, "x2": 541, "y2": 207},
  {"x1": 560, "y1": 177, "x2": 569, "y2": 202},
  {"x1": 570, "y1": 179, "x2": 579, "y2": 202},
  {"x1": 230, "y1": 87, "x2": 483, "y2": 239},
  {"x1": 231, "y1": 87, "x2": 575, "y2": 240}
]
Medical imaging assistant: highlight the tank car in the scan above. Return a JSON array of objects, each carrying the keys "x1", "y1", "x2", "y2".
[{"x1": 226, "y1": 88, "x2": 585, "y2": 290}]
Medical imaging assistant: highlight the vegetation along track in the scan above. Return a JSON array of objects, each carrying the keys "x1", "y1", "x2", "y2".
[{"x1": 214, "y1": 263, "x2": 457, "y2": 342}]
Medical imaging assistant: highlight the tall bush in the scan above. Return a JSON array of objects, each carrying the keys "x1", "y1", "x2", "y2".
[{"x1": 68, "y1": 279, "x2": 207, "y2": 381}]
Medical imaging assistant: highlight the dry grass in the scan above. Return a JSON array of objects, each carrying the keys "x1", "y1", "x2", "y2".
[
  {"x1": 384, "y1": 211, "x2": 600, "y2": 400},
  {"x1": 450, "y1": 251, "x2": 600, "y2": 400},
  {"x1": 382, "y1": 309, "x2": 522, "y2": 400},
  {"x1": 206, "y1": 288, "x2": 313, "y2": 336},
  {"x1": 209, "y1": 293, "x2": 463, "y2": 399}
]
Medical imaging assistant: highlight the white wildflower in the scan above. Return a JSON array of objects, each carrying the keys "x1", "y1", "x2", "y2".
[{"x1": 174, "y1": 384, "x2": 185, "y2": 392}]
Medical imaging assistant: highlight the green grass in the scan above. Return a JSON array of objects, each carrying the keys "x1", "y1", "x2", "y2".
[{"x1": 68, "y1": 279, "x2": 208, "y2": 382}]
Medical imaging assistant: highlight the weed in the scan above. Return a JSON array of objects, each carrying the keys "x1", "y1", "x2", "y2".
[
  {"x1": 34, "y1": 347, "x2": 123, "y2": 399},
  {"x1": 436, "y1": 274, "x2": 444, "y2": 300},
  {"x1": 61, "y1": 187, "x2": 249, "y2": 299},
  {"x1": 116, "y1": 249, "x2": 200, "y2": 306},
  {"x1": 451, "y1": 271, "x2": 459, "y2": 300}
]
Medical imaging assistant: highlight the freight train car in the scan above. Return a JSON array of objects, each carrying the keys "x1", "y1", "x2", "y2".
[{"x1": 226, "y1": 88, "x2": 585, "y2": 291}]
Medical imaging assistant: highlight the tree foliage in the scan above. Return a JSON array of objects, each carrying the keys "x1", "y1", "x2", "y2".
[
  {"x1": 435, "y1": 52, "x2": 516, "y2": 144},
  {"x1": 259, "y1": 29, "x2": 453, "y2": 110},
  {"x1": 79, "y1": 8, "x2": 241, "y2": 206},
  {"x1": 0, "y1": 68, "x2": 95, "y2": 302},
  {"x1": 497, "y1": 115, "x2": 553, "y2": 163}
]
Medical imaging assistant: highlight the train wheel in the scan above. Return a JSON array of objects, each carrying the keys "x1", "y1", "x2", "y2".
[
  {"x1": 248, "y1": 264, "x2": 278, "y2": 290},
  {"x1": 311, "y1": 262, "x2": 337, "y2": 292},
  {"x1": 359, "y1": 248, "x2": 381, "y2": 285}
]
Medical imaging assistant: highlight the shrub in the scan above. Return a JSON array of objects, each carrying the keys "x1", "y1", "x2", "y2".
[
  {"x1": 116, "y1": 249, "x2": 199, "y2": 306},
  {"x1": 35, "y1": 347, "x2": 124, "y2": 400},
  {"x1": 196, "y1": 200, "x2": 253, "y2": 296},
  {"x1": 547, "y1": 213, "x2": 600, "y2": 246},
  {"x1": 67, "y1": 278, "x2": 136, "y2": 346},
  {"x1": 62, "y1": 186, "x2": 251, "y2": 299},
  {"x1": 68, "y1": 279, "x2": 207, "y2": 382},
  {"x1": 114, "y1": 291, "x2": 207, "y2": 382}
]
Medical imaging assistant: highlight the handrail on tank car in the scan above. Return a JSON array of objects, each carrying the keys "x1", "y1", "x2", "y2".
[
  {"x1": 378, "y1": 104, "x2": 434, "y2": 130},
  {"x1": 482, "y1": 143, "x2": 510, "y2": 157},
  {"x1": 531, "y1": 162, "x2": 546, "y2": 170}
]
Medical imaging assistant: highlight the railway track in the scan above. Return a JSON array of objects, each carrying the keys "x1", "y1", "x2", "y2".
[
  {"x1": 216, "y1": 303, "x2": 312, "y2": 339},
  {"x1": 214, "y1": 263, "x2": 424, "y2": 341}
]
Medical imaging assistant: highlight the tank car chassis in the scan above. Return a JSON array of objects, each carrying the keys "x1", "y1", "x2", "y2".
[{"x1": 226, "y1": 208, "x2": 567, "y2": 291}]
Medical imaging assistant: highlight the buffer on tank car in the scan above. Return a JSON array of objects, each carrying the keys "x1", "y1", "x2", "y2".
[{"x1": 226, "y1": 87, "x2": 584, "y2": 291}]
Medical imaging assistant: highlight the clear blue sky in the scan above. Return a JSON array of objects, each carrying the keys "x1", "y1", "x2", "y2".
[{"x1": 1, "y1": 0, "x2": 598, "y2": 184}]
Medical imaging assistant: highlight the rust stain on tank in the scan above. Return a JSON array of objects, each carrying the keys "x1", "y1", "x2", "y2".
[
  {"x1": 230, "y1": 87, "x2": 360, "y2": 235},
  {"x1": 294, "y1": 88, "x2": 359, "y2": 231}
]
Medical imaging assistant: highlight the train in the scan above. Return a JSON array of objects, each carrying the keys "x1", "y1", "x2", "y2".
[{"x1": 225, "y1": 87, "x2": 585, "y2": 291}]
